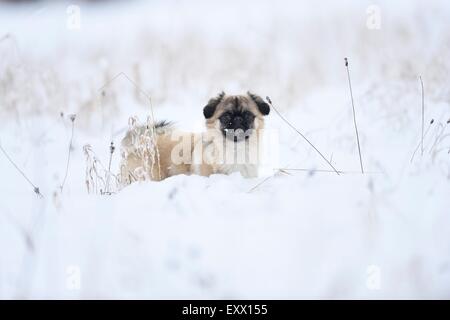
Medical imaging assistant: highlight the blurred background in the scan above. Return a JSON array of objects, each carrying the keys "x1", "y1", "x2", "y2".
[
  {"x1": 0, "y1": 0, "x2": 449, "y2": 299},
  {"x1": 1, "y1": 0, "x2": 449, "y2": 129}
]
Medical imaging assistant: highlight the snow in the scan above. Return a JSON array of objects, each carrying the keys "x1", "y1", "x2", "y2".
[{"x1": 0, "y1": 0, "x2": 449, "y2": 299}]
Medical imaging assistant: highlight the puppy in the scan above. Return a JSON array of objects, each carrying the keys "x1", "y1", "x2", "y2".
[{"x1": 119, "y1": 92, "x2": 270, "y2": 184}]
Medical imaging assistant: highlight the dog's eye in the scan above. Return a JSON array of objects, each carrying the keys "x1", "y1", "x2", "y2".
[{"x1": 220, "y1": 113, "x2": 232, "y2": 124}]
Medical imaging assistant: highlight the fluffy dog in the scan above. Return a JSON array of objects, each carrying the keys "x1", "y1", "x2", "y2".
[{"x1": 119, "y1": 92, "x2": 270, "y2": 184}]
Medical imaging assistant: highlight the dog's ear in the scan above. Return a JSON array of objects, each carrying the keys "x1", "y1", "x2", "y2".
[
  {"x1": 248, "y1": 92, "x2": 270, "y2": 115},
  {"x1": 203, "y1": 91, "x2": 225, "y2": 119}
]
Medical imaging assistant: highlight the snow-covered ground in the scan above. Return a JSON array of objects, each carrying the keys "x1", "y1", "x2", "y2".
[{"x1": 0, "y1": 0, "x2": 449, "y2": 299}]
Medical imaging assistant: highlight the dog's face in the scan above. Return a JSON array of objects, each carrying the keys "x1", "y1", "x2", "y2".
[{"x1": 203, "y1": 92, "x2": 270, "y2": 142}]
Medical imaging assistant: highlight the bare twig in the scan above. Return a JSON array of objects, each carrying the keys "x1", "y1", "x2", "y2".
[
  {"x1": 266, "y1": 96, "x2": 340, "y2": 175},
  {"x1": 99, "y1": 72, "x2": 150, "y2": 101},
  {"x1": 345, "y1": 58, "x2": 364, "y2": 173},
  {"x1": 428, "y1": 119, "x2": 449, "y2": 154},
  {"x1": 278, "y1": 168, "x2": 382, "y2": 174},
  {"x1": 60, "y1": 114, "x2": 76, "y2": 192},
  {"x1": 411, "y1": 119, "x2": 434, "y2": 163},
  {"x1": 108, "y1": 141, "x2": 115, "y2": 172},
  {"x1": 0, "y1": 141, "x2": 43, "y2": 197},
  {"x1": 419, "y1": 76, "x2": 425, "y2": 155},
  {"x1": 247, "y1": 174, "x2": 276, "y2": 193},
  {"x1": 99, "y1": 72, "x2": 161, "y2": 180},
  {"x1": 84, "y1": 144, "x2": 120, "y2": 195},
  {"x1": 106, "y1": 141, "x2": 115, "y2": 193},
  {"x1": 99, "y1": 72, "x2": 155, "y2": 124}
]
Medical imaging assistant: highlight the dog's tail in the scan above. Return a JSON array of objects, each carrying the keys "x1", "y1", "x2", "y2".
[
  {"x1": 121, "y1": 119, "x2": 174, "y2": 152},
  {"x1": 152, "y1": 120, "x2": 174, "y2": 134}
]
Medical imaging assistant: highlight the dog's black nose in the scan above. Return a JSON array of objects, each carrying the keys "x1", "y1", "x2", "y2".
[{"x1": 232, "y1": 116, "x2": 244, "y2": 128}]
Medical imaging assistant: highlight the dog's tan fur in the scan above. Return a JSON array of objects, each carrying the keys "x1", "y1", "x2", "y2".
[
  {"x1": 120, "y1": 125, "x2": 193, "y2": 182},
  {"x1": 119, "y1": 92, "x2": 269, "y2": 185}
]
